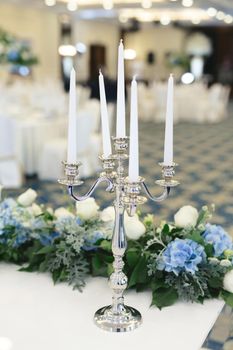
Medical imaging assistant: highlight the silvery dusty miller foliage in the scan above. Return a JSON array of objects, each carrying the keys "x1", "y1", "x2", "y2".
[{"x1": 0, "y1": 191, "x2": 233, "y2": 309}]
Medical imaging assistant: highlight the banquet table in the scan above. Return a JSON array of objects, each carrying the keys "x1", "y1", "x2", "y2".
[
  {"x1": 0, "y1": 264, "x2": 224, "y2": 350},
  {"x1": 0, "y1": 113, "x2": 67, "y2": 175}
]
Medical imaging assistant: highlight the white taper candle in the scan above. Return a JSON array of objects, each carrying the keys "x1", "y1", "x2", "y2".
[
  {"x1": 67, "y1": 67, "x2": 77, "y2": 164},
  {"x1": 163, "y1": 74, "x2": 174, "y2": 166},
  {"x1": 116, "y1": 39, "x2": 126, "y2": 138},
  {"x1": 129, "y1": 76, "x2": 139, "y2": 182},
  {"x1": 99, "y1": 70, "x2": 112, "y2": 158}
]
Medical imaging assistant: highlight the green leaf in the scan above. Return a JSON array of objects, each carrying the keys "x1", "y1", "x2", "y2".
[
  {"x1": 36, "y1": 246, "x2": 54, "y2": 255},
  {"x1": 126, "y1": 248, "x2": 140, "y2": 269},
  {"x1": 220, "y1": 290, "x2": 233, "y2": 307},
  {"x1": 151, "y1": 287, "x2": 178, "y2": 309},
  {"x1": 187, "y1": 231, "x2": 205, "y2": 245},
  {"x1": 162, "y1": 224, "x2": 170, "y2": 235},
  {"x1": 99, "y1": 240, "x2": 112, "y2": 252},
  {"x1": 91, "y1": 254, "x2": 109, "y2": 277},
  {"x1": 208, "y1": 276, "x2": 223, "y2": 289},
  {"x1": 204, "y1": 244, "x2": 214, "y2": 257},
  {"x1": 196, "y1": 209, "x2": 206, "y2": 226},
  {"x1": 128, "y1": 255, "x2": 149, "y2": 288},
  {"x1": 151, "y1": 279, "x2": 166, "y2": 291}
]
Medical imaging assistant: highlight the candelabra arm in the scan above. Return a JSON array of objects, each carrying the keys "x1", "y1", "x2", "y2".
[
  {"x1": 68, "y1": 176, "x2": 113, "y2": 202},
  {"x1": 141, "y1": 182, "x2": 170, "y2": 202}
]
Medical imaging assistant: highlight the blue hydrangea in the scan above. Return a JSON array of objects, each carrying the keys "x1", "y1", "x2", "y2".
[
  {"x1": 157, "y1": 238, "x2": 206, "y2": 275},
  {"x1": 55, "y1": 217, "x2": 82, "y2": 236},
  {"x1": 202, "y1": 224, "x2": 233, "y2": 257},
  {"x1": 83, "y1": 231, "x2": 104, "y2": 251},
  {"x1": 0, "y1": 198, "x2": 17, "y2": 210},
  {"x1": 7, "y1": 50, "x2": 19, "y2": 61},
  {"x1": 39, "y1": 231, "x2": 60, "y2": 246}
]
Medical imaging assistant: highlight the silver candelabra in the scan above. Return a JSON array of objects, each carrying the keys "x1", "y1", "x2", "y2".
[{"x1": 59, "y1": 136, "x2": 179, "y2": 333}]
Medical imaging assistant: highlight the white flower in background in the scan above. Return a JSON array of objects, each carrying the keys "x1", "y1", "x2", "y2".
[
  {"x1": 174, "y1": 205, "x2": 199, "y2": 228},
  {"x1": 220, "y1": 259, "x2": 232, "y2": 268},
  {"x1": 124, "y1": 214, "x2": 146, "y2": 240},
  {"x1": 47, "y1": 207, "x2": 54, "y2": 215},
  {"x1": 223, "y1": 270, "x2": 233, "y2": 293},
  {"x1": 76, "y1": 198, "x2": 99, "y2": 220},
  {"x1": 27, "y1": 203, "x2": 42, "y2": 216},
  {"x1": 17, "y1": 188, "x2": 37, "y2": 207},
  {"x1": 100, "y1": 206, "x2": 115, "y2": 222},
  {"x1": 54, "y1": 207, "x2": 74, "y2": 219}
]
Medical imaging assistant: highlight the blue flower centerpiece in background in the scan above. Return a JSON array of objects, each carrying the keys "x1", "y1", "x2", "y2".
[{"x1": 157, "y1": 238, "x2": 206, "y2": 275}]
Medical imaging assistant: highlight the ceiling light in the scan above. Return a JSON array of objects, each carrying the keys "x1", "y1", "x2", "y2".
[
  {"x1": 103, "y1": 0, "x2": 113, "y2": 10},
  {"x1": 216, "y1": 11, "x2": 225, "y2": 20},
  {"x1": 45, "y1": 0, "x2": 56, "y2": 6},
  {"x1": 224, "y1": 15, "x2": 233, "y2": 24},
  {"x1": 141, "y1": 0, "x2": 152, "y2": 9},
  {"x1": 119, "y1": 14, "x2": 128, "y2": 23},
  {"x1": 182, "y1": 0, "x2": 193, "y2": 8},
  {"x1": 192, "y1": 18, "x2": 201, "y2": 24},
  {"x1": 124, "y1": 49, "x2": 136, "y2": 60},
  {"x1": 58, "y1": 45, "x2": 77, "y2": 56},
  {"x1": 67, "y1": 0, "x2": 78, "y2": 11},
  {"x1": 207, "y1": 7, "x2": 217, "y2": 17},
  {"x1": 181, "y1": 72, "x2": 194, "y2": 84},
  {"x1": 160, "y1": 15, "x2": 171, "y2": 25}
]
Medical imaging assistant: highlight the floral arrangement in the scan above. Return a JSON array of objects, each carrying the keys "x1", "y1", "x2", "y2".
[
  {"x1": 165, "y1": 51, "x2": 190, "y2": 71},
  {"x1": 0, "y1": 28, "x2": 38, "y2": 68},
  {"x1": 0, "y1": 188, "x2": 233, "y2": 309}
]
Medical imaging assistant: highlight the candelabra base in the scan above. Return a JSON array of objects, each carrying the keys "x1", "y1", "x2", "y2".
[{"x1": 94, "y1": 305, "x2": 142, "y2": 332}]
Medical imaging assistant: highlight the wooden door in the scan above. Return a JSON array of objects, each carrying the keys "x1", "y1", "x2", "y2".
[{"x1": 89, "y1": 44, "x2": 106, "y2": 81}]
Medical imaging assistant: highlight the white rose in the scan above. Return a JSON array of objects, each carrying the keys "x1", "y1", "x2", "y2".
[
  {"x1": 174, "y1": 205, "x2": 199, "y2": 228},
  {"x1": 100, "y1": 206, "x2": 115, "y2": 222},
  {"x1": 17, "y1": 188, "x2": 37, "y2": 207},
  {"x1": 76, "y1": 198, "x2": 99, "y2": 220},
  {"x1": 223, "y1": 270, "x2": 233, "y2": 293},
  {"x1": 220, "y1": 259, "x2": 232, "y2": 268},
  {"x1": 125, "y1": 215, "x2": 146, "y2": 240},
  {"x1": 55, "y1": 207, "x2": 74, "y2": 219},
  {"x1": 27, "y1": 203, "x2": 42, "y2": 216}
]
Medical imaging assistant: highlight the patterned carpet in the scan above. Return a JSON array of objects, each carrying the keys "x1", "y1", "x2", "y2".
[
  {"x1": 5, "y1": 103, "x2": 233, "y2": 235},
  {"x1": 4, "y1": 103, "x2": 233, "y2": 349}
]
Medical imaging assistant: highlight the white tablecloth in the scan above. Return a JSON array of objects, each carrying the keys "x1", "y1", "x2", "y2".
[
  {"x1": 0, "y1": 114, "x2": 67, "y2": 175},
  {"x1": 0, "y1": 264, "x2": 224, "y2": 350}
]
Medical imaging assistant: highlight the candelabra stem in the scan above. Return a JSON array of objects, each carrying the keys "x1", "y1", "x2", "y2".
[{"x1": 94, "y1": 146, "x2": 142, "y2": 332}]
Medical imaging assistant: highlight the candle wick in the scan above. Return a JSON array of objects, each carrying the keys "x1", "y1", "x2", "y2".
[
  {"x1": 120, "y1": 38, "x2": 123, "y2": 44},
  {"x1": 133, "y1": 74, "x2": 137, "y2": 81},
  {"x1": 99, "y1": 69, "x2": 102, "y2": 75},
  {"x1": 170, "y1": 73, "x2": 174, "y2": 78}
]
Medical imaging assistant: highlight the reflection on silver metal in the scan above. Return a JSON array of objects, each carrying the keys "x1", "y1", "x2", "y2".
[
  {"x1": 58, "y1": 161, "x2": 83, "y2": 186},
  {"x1": 59, "y1": 137, "x2": 179, "y2": 333},
  {"x1": 94, "y1": 305, "x2": 142, "y2": 332},
  {"x1": 99, "y1": 155, "x2": 117, "y2": 179},
  {"x1": 157, "y1": 162, "x2": 180, "y2": 188}
]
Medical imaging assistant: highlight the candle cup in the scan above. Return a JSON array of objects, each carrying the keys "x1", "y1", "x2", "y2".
[
  {"x1": 58, "y1": 161, "x2": 83, "y2": 186},
  {"x1": 112, "y1": 136, "x2": 129, "y2": 157},
  {"x1": 99, "y1": 155, "x2": 117, "y2": 179},
  {"x1": 156, "y1": 162, "x2": 179, "y2": 188}
]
